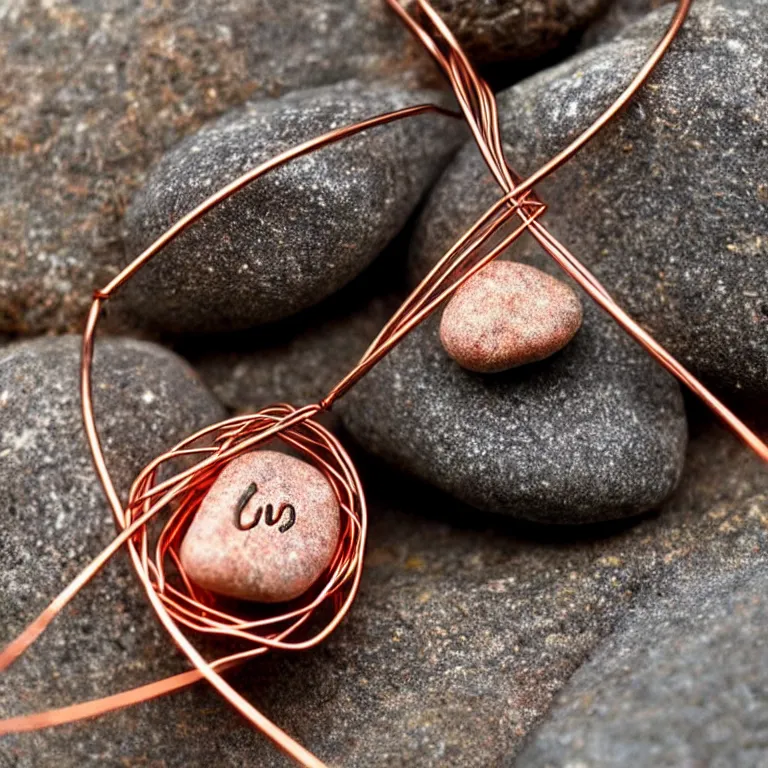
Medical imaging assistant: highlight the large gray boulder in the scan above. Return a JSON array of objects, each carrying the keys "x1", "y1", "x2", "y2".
[
  {"x1": 411, "y1": 0, "x2": 768, "y2": 396},
  {"x1": 122, "y1": 81, "x2": 464, "y2": 332},
  {"x1": 340, "y1": 295, "x2": 687, "y2": 523}
]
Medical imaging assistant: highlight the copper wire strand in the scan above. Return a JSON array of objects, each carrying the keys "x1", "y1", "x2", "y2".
[
  {"x1": 3, "y1": 0, "x2": 767, "y2": 765},
  {"x1": 385, "y1": 0, "x2": 768, "y2": 462}
]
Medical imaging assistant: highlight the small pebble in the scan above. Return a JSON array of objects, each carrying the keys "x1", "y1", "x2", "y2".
[
  {"x1": 180, "y1": 450, "x2": 340, "y2": 603},
  {"x1": 439, "y1": 261, "x2": 583, "y2": 373}
]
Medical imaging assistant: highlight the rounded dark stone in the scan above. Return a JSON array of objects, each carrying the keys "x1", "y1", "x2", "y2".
[
  {"x1": 518, "y1": 564, "x2": 768, "y2": 767},
  {"x1": 412, "y1": 0, "x2": 768, "y2": 396},
  {"x1": 121, "y1": 80, "x2": 465, "y2": 332},
  {"x1": 0, "y1": 335, "x2": 227, "y2": 767},
  {"x1": 1, "y1": 414, "x2": 763, "y2": 766},
  {"x1": 0, "y1": 335, "x2": 225, "y2": 640},
  {"x1": 190, "y1": 258, "x2": 404, "y2": 427},
  {"x1": 0, "y1": 0, "x2": 440, "y2": 336},
  {"x1": 429, "y1": 0, "x2": 613, "y2": 64},
  {"x1": 339, "y1": 281, "x2": 688, "y2": 523},
  {"x1": 579, "y1": 0, "x2": 674, "y2": 49}
]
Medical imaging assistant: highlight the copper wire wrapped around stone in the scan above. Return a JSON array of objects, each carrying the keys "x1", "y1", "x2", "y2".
[
  {"x1": 180, "y1": 450, "x2": 342, "y2": 604},
  {"x1": 126, "y1": 404, "x2": 364, "y2": 645}
]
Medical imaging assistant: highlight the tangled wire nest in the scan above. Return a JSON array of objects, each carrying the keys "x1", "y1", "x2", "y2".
[
  {"x1": 3, "y1": 0, "x2": 767, "y2": 766},
  {"x1": 127, "y1": 403, "x2": 365, "y2": 654}
]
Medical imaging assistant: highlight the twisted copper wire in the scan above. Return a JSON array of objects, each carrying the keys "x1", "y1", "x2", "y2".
[{"x1": 3, "y1": 0, "x2": 767, "y2": 766}]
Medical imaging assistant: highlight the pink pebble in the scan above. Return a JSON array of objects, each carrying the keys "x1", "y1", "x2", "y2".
[
  {"x1": 180, "y1": 450, "x2": 340, "y2": 603},
  {"x1": 440, "y1": 261, "x2": 583, "y2": 373}
]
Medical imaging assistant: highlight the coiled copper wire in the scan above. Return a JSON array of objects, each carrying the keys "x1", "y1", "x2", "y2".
[{"x1": 2, "y1": 0, "x2": 767, "y2": 766}]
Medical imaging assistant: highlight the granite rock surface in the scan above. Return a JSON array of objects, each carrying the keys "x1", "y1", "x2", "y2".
[
  {"x1": 0, "y1": 335, "x2": 225, "y2": 639},
  {"x1": 2, "y1": 416, "x2": 765, "y2": 766},
  {"x1": 580, "y1": 0, "x2": 673, "y2": 48},
  {"x1": 0, "y1": 0, "x2": 440, "y2": 336},
  {"x1": 518, "y1": 549, "x2": 768, "y2": 767},
  {"x1": 430, "y1": 0, "x2": 613, "y2": 64},
  {"x1": 122, "y1": 80, "x2": 464, "y2": 332},
  {"x1": 412, "y1": 0, "x2": 768, "y2": 396},
  {"x1": 188, "y1": 243, "x2": 406, "y2": 424},
  {"x1": 340, "y1": 293, "x2": 687, "y2": 523}
]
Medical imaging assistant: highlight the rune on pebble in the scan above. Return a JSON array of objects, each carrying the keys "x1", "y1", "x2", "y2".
[
  {"x1": 439, "y1": 261, "x2": 583, "y2": 373},
  {"x1": 180, "y1": 450, "x2": 340, "y2": 603}
]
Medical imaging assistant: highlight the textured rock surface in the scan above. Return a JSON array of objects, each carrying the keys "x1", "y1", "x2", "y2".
[
  {"x1": 0, "y1": 335, "x2": 227, "y2": 764},
  {"x1": 430, "y1": 0, "x2": 613, "y2": 64},
  {"x1": 188, "y1": 241, "x2": 405, "y2": 421},
  {"x1": 181, "y1": 451, "x2": 340, "y2": 603},
  {"x1": 412, "y1": 0, "x2": 768, "y2": 396},
  {"x1": 340, "y1": 291, "x2": 687, "y2": 523},
  {"x1": 439, "y1": 261, "x2": 583, "y2": 372},
  {"x1": 122, "y1": 80, "x2": 463, "y2": 332},
  {"x1": 0, "y1": 335, "x2": 225, "y2": 635},
  {"x1": 2, "y1": 418, "x2": 765, "y2": 766},
  {"x1": 518, "y1": 561, "x2": 768, "y2": 767},
  {"x1": 0, "y1": 0, "x2": 441, "y2": 336}
]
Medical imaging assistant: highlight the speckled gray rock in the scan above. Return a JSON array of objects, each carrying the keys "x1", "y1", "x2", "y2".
[
  {"x1": 0, "y1": 335, "x2": 227, "y2": 766},
  {"x1": 412, "y1": 0, "x2": 768, "y2": 396},
  {"x1": 0, "y1": 336, "x2": 225, "y2": 640},
  {"x1": 2, "y1": 415, "x2": 765, "y2": 767},
  {"x1": 340, "y1": 288, "x2": 687, "y2": 523},
  {"x1": 121, "y1": 80, "x2": 463, "y2": 332},
  {"x1": 518, "y1": 561, "x2": 768, "y2": 767},
  {"x1": 189, "y1": 252, "x2": 404, "y2": 424},
  {"x1": 430, "y1": 0, "x2": 613, "y2": 64},
  {"x1": 192, "y1": 293, "x2": 398, "y2": 419},
  {"x1": 0, "y1": 0, "x2": 446, "y2": 336}
]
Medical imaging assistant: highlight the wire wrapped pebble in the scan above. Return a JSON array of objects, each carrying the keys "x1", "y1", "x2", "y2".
[
  {"x1": 440, "y1": 261, "x2": 583, "y2": 373},
  {"x1": 180, "y1": 450, "x2": 341, "y2": 603}
]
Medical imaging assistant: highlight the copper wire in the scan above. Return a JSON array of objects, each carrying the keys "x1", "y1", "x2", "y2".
[{"x1": 2, "y1": 0, "x2": 767, "y2": 766}]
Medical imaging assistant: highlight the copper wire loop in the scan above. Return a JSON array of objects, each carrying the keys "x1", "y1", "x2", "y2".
[{"x1": 2, "y1": 0, "x2": 767, "y2": 766}]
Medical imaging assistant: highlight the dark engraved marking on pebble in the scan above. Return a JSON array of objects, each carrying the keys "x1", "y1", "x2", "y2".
[
  {"x1": 234, "y1": 482, "x2": 296, "y2": 533},
  {"x1": 234, "y1": 482, "x2": 259, "y2": 529},
  {"x1": 275, "y1": 504, "x2": 296, "y2": 533}
]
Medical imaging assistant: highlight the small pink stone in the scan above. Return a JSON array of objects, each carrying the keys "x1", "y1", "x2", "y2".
[
  {"x1": 440, "y1": 261, "x2": 583, "y2": 373},
  {"x1": 180, "y1": 450, "x2": 340, "y2": 603}
]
